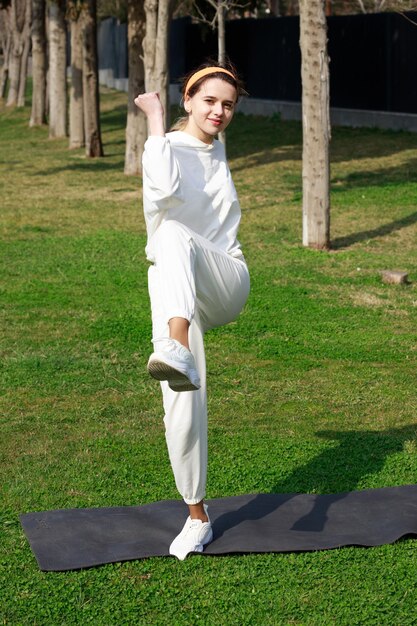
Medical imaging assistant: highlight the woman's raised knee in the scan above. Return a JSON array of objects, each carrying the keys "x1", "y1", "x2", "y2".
[{"x1": 156, "y1": 220, "x2": 191, "y2": 242}]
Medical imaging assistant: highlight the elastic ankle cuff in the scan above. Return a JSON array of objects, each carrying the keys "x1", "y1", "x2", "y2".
[
  {"x1": 166, "y1": 311, "x2": 193, "y2": 324},
  {"x1": 183, "y1": 495, "x2": 206, "y2": 505}
]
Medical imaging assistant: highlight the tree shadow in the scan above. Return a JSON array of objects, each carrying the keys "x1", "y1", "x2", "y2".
[
  {"x1": 32, "y1": 157, "x2": 126, "y2": 176},
  {"x1": 332, "y1": 158, "x2": 417, "y2": 189},
  {"x1": 212, "y1": 424, "x2": 417, "y2": 538},
  {"x1": 100, "y1": 105, "x2": 127, "y2": 129},
  {"x1": 332, "y1": 209, "x2": 417, "y2": 249},
  {"x1": 229, "y1": 137, "x2": 417, "y2": 182},
  {"x1": 226, "y1": 113, "x2": 415, "y2": 165},
  {"x1": 330, "y1": 157, "x2": 417, "y2": 249},
  {"x1": 230, "y1": 144, "x2": 302, "y2": 173}
]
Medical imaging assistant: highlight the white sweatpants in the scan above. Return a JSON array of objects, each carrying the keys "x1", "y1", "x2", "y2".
[{"x1": 147, "y1": 220, "x2": 250, "y2": 504}]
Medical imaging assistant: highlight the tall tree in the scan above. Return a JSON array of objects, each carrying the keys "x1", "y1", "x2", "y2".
[
  {"x1": 299, "y1": 0, "x2": 330, "y2": 249},
  {"x1": 68, "y1": 0, "x2": 84, "y2": 148},
  {"x1": 217, "y1": 0, "x2": 225, "y2": 62},
  {"x1": 81, "y1": 0, "x2": 103, "y2": 156},
  {"x1": 143, "y1": 0, "x2": 172, "y2": 129},
  {"x1": 49, "y1": 0, "x2": 67, "y2": 137},
  {"x1": 0, "y1": 1, "x2": 12, "y2": 99},
  {"x1": 30, "y1": 0, "x2": 47, "y2": 125},
  {"x1": 6, "y1": 0, "x2": 32, "y2": 107},
  {"x1": 187, "y1": 0, "x2": 233, "y2": 144},
  {"x1": 124, "y1": 0, "x2": 147, "y2": 175}
]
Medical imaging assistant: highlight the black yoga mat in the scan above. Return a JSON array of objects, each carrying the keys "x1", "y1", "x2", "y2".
[{"x1": 20, "y1": 485, "x2": 417, "y2": 571}]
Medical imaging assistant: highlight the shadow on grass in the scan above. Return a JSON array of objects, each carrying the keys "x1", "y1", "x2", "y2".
[
  {"x1": 32, "y1": 156, "x2": 126, "y2": 176},
  {"x1": 290, "y1": 426, "x2": 416, "y2": 491},
  {"x1": 212, "y1": 425, "x2": 417, "y2": 538},
  {"x1": 271, "y1": 426, "x2": 417, "y2": 526},
  {"x1": 333, "y1": 158, "x2": 417, "y2": 189},
  {"x1": 27, "y1": 106, "x2": 417, "y2": 180},
  {"x1": 100, "y1": 105, "x2": 127, "y2": 129},
  {"x1": 332, "y1": 209, "x2": 417, "y2": 249},
  {"x1": 227, "y1": 114, "x2": 415, "y2": 164},
  {"x1": 230, "y1": 145, "x2": 302, "y2": 173}
]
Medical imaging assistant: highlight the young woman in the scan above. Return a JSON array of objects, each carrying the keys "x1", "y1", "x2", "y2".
[{"x1": 135, "y1": 62, "x2": 250, "y2": 560}]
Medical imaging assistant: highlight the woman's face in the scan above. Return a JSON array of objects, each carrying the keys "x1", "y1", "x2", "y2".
[{"x1": 183, "y1": 78, "x2": 237, "y2": 144}]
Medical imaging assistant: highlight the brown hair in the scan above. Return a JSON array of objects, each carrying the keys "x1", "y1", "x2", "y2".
[{"x1": 170, "y1": 59, "x2": 247, "y2": 132}]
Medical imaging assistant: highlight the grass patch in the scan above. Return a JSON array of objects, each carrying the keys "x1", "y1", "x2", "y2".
[{"x1": 1, "y1": 89, "x2": 417, "y2": 625}]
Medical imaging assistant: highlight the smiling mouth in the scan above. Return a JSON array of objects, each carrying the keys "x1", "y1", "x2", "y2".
[{"x1": 209, "y1": 119, "x2": 222, "y2": 125}]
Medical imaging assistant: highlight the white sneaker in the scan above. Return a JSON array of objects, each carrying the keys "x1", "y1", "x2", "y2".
[
  {"x1": 169, "y1": 508, "x2": 213, "y2": 561},
  {"x1": 147, "y1": 338, "x2": 201, "y2": 392}
]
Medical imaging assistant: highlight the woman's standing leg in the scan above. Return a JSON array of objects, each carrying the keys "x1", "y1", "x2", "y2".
[
  {"x1": 147, "y1": 220, "x2": 249, "y2": 558},
  {"x1": 148, "y1": 292, "x2": 208, "y2": 507},
  {"x1": 163, "y1": 313, "x2": 207, "y2": 501},
  {"x1": 148, "y1": 265, "x2": 211, "y2": 559}
]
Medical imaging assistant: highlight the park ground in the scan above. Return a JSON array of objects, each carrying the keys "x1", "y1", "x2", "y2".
[{"x1": 1, "y1": 87, "x2": 417, "y2": 625}]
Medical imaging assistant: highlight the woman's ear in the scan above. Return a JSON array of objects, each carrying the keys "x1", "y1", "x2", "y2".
[{"x1": 184, "y1": 96, "x2": 191, "y2": 114}]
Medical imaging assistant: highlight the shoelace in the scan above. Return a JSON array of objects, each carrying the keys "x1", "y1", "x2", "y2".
[{"x1": 183, "y1": 519, "x2": 208, "y2": 536}]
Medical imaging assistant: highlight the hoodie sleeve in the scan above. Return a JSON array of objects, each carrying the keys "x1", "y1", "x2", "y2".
[{"x1": 142, "y1": 135, "x2": 184, "y2": 210}]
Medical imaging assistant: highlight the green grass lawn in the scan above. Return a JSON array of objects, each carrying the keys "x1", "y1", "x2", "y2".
[{"x1": 1, "y1": 87, "x2": 417, "y2": 625}]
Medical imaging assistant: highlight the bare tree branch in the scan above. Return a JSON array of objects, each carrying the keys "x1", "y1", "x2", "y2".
[
  {"x1": 190, "y1": 0, "x2": 249, "y2": 29},
  {"x1": 376, "y1": 0, "x2": 387, "y2": 11},
  {"x1": 193, "y1": 2, "x2": 217, "y2": 27},
  {"x1": 397, "y1": 9, "x2": 417, "y2": 25}
]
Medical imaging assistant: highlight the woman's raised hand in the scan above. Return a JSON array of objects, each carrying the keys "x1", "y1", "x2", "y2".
[
  {"x1": 134, "y1": 92, "x2": 165, "y2": 136},
  {"x1": 134, "y1": 92, "x2": 164, "y2": 118}
]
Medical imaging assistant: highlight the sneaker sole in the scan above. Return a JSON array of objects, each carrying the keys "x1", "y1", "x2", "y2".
[{"x1": 147, "y1": 359, "x2": 200, "y2": 392}]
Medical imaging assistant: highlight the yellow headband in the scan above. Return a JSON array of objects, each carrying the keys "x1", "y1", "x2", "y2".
[{"x1": 185, "y1": 67, "x2": 236, "y2": 96}]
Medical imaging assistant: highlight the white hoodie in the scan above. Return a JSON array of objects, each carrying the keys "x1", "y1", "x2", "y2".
[{"x1": 142, "y1": 131, "x2": 244, "y2": 261}]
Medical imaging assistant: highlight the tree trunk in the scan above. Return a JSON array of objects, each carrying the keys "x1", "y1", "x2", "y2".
[
  {"x1": 0, "y1": 6, "x2": 12, "y2": 99},
  {"x1": 124, "y1": 0, "x2": 146, "y2": 175},
  {"x1": 6, "y1": 33, "x2": 21, "y2": 105},
  {"x1": 299, "y1": 0, "x2": 330, "y2": 250},
  {"x1": 217, "y1": 0, "x2": 226, "y2": 146},
  {"x1": 48, "y1": 0, "x2": 67, "y2": 137},
  {"x1": 69, "y1": 11, "x2": 84, "y2": 148},
  {"x1": 81, "y1": 0, "x2": 103, "y2": 157},
  {"x1": 217, "y1": 0, "x2": 225, "y2": 63},
  {"x1": 143, "y1": 0, "x2": 172, "y2": 130},
  {"x1": 30, "y1": 0, "x2": 47, "y2": 125},
  {"x1": 6, "y1": 0, "x2": 32, "y2": 107},
  {"x1": 17, "y1": 22, "x2": 30, "y2": 106}
]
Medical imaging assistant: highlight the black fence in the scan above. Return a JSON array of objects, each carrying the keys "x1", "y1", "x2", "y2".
[
  {"x1": 98, "y1": 11, "x2": 417, "y2": 114},
  {"x1": 98, "y1": 17, "x2": 128, "y2": 80},
  {"x1": 171, "y1": 11, "x2": 417, "y2": 114}
]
